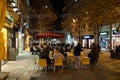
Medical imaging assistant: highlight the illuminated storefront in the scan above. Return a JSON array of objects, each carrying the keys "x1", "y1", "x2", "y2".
[
  {"x1": 82, "y1": 35, "x2": 94, "y2": 48},
  {"x1": 112, "y1": 23, "x2": 120, "y2": 50},
  {"x1": 65, "y1": 33, "x2": 72, "y2": 45},
  {"x1": 99, "y1": 31, "x2": 110, "y2": 51},
  {"x1": 99, "y1": 25, "x2": 110, "y2": 51},
  {"x1": 99, "y1": 23, "x2": 120, "y2": 51}
]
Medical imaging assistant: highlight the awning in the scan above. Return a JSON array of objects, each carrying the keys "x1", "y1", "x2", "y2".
[{"x1": 35, "y1": 32, "x2": 65, "y2": 38}]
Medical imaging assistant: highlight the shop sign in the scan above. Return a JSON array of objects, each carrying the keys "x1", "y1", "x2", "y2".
[
  {"x1": 100, "y1": 31, "x2": 109, "y2": 36},
  {"x1": 84, "y1": 36, "x2": 90, "y2": 39},
  {"x1": 82, "y1": 35, "x2": 94, "y2": 39}
]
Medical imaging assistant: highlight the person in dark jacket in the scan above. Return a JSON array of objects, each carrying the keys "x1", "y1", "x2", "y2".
[
  {"x1": 73, "y1": 42, "x2": 82, "y2": 70},
  {"x1": 39, "y1": 45, "x2": 51, "y2": 70},
  {"x1": 115, "y1": 45, "x2": 120, "y2": 54}
]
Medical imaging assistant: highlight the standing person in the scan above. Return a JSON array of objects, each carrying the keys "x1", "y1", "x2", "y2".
[{"x1": 73, "y1": 42, "x2": 82, "y2": 70}]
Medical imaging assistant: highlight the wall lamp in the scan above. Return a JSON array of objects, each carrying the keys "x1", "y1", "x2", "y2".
[
  {"x1": 7, "y1": 6, "x2": 22, "y2": 14},
  {"x1": 11, "y1": 6, "x2": 18, "y2": 12},
  {"x1": 11, "y1": 1, "x2": 16, "y2": 7},
  {"x1": 7, "y1": 0, "x2": 22, "y2": 14},
  {"x1": 8, "y1": 6, "x2": 18, "y2": 12}
]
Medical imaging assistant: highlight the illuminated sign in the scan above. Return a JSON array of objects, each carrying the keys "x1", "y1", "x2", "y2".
[
  {"x1": 113, "y1": 30, "x2": 120, "y2": 35},
  {"x1": 82, "y1": 35, "x2": 94, "y2": 39},
  {"x1": 100, "y1": 31, "x2": 109, "y2": 36},
  {"x1": 84, "y1": 36, "x2": 90, "y2": 39}
]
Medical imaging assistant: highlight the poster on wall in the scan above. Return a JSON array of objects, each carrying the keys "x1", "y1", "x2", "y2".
[{"x1": 99, "y1": 36, "x2": 110, "y2": 51}]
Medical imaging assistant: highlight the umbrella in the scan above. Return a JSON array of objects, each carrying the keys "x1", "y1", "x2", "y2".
[{"x1": 35, "y1": 32, "x2": 65, "y2": 38}]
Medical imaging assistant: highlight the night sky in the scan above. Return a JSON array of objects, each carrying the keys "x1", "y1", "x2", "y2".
[
  {"x1": 29, "y1": 0, "x2": 65, "y2": 31},
  {"x1": 51, "y1": 0, "x2": 65, "y2": 14},
  {"x1": 51, "y1": 0, "x2": 65, "y2": 30}
]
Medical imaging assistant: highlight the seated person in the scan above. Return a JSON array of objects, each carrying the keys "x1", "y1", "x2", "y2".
[
  {"x1": 30, "y1": 46, "x2": 34, "y2": 55},
  {"x1": 39, "y1": 45, "x2": 51, "y2": 69},
  {"x1": 60, "y1": 47, "x2": 67, "y2": 58},
  {"x1": 53, "y1": 48, "x2": 65, "y2": 60}
]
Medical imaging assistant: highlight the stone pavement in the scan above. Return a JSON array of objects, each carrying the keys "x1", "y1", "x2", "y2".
[
  {"x1": 0, "y1": 50, "x2": 120, "y2": 80},
  {"x1": 1, "y1": 51, "x2": 37, "y2": 80}
]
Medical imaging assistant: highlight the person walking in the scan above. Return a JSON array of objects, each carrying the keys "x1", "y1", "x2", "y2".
[{"x1": 73, "y1": 42, "x2": 82, "y2": 70}]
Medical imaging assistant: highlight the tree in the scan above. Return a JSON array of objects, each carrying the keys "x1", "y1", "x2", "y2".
[
  {"x1": 29, "y1": 0, "x2": 57, "y2": 33},
  {"x1": 62, "y1": 0, "x2": 120, "y2": 37}
]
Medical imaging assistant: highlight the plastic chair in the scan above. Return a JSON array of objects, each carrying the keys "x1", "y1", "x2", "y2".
[
  {"x1": 33, "y1": 55, "x2": 39, "y2": 72},
  {"x1": 69, "y1": 55, "x2": 75, "y2": 65},
  {"x1": 54, "y1": 58, "x2": 63, "y2": 72},
  {"x1": 80, "y1": 52, "x2": 85, "y2": 59},
  {"x1": 67, "y1": 52, "x2": 74, "y2": 64},
  {"x1": 81, "y1": 57, "x2": 90, "y2": 70},
  {"x1": 39, "y1": 59, "x2": 47, "y2": 72}
]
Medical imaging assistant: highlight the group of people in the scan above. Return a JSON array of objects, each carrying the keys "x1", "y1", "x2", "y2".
[
  {"x1": 30, "y1": 42, "x2": 100, "y2": 71},
  {"x1": 37, "y1": 43, "x2": 73, "y2": 70}
]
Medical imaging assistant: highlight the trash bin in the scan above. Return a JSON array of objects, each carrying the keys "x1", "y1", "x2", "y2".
[{"x1": 8, "y1": 47, "x2": 16, "y2": 61}]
